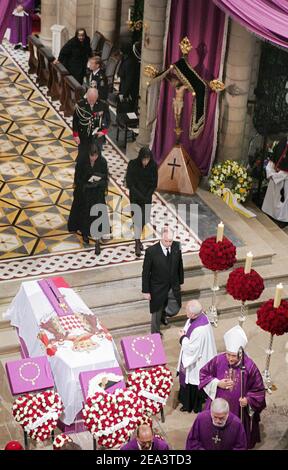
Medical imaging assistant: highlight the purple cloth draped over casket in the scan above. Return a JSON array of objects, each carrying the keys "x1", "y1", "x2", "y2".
[
  {"x1": 38, "y1": 278, "x2": 74, "y2": 317},
  {"x1": 185, "y1": 410, "x2": 247, "y2": 450},
  {"x1": 199, "y1": 352, "x2": 266, "y2": 448},
  {"x1": 121, "y1": 437, "x2": 170, "y2": 451},
  {"x1": 121, "y1": 334, "x2": 167, "y2": 370},
  {"x1": 9, "y1": 0, "x2": 34, "y2": 47},
  {"x1": 5, "y1": 355, "x2": 54, "y2": 395}
]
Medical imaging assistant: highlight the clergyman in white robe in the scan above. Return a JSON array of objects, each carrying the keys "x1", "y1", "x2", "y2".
[
  {"x1": 262, "y1": 161, "x2": 288, "y2": 222},
  {"x1": 177, "y1": 300, "x2": 217, "y2": 413}
]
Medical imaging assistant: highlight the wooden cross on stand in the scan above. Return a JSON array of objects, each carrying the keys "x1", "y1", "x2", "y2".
[
  {"x1": 167, "y1": 158, "x2": 181, "y2": 180},
  {"x1": 212, "y1": 433, "x2": 221, "y2": 445}
]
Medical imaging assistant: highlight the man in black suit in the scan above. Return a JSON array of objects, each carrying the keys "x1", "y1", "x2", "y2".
[{"x1": 142, "y1": 227, "x2": 184, "y2": 334}]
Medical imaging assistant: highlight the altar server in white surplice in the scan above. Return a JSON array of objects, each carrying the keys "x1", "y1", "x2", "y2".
[
  {"x1": 262, "y1": 137, "x2": 288, "y2": 223},
  {"x1": 177, "y1": 300, "x2": 216, "y2": 413}
]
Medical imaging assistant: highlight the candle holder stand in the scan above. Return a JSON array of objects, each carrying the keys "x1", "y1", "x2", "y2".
[
  {"x1": 238, "y1": 301, "x2": 248, "y2": 327},
  {"x1": 207, "y1": 271, "x2": 219, "y2": 327},
  {"x1": 262, "y1": 333, "x2": 275, "y2": 394}
]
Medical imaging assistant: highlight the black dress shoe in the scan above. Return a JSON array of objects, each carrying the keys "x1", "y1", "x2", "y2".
[
  {"x1": 135, "y1": 240, "x2": 141, "y2": 257},
  {"x1": 94, "y1": 240, "x2": 101, "y2": 255},
  {"x1": 14, "y1": 44, "x2": 21, "y2": 50},
  {"x1": 180, "y1": 406, "x2": 188, "y2": 412},
  {"x1": 82, "y1": 234, "x2": 89, "y2": 244},
  {"x1": 161, "y1": 316, "x2": 169, "y2": 326}
]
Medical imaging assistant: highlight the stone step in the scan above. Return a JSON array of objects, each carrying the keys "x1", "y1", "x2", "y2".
[
  {"x1": 0, "y1": 254, "x2": 285, "y2": 331},
  {"x1": 98, "y1": 285, "x2": 287, "y2": 334},
  {"x1": 0, "y1": 237, "x2": 274, "y2": 303},
  {"x1": 0, "y1": 328, "x2": 20, "y2": 357},
  {"x1": 0, "y1": 244, "x2": 275, "y2": 310}
]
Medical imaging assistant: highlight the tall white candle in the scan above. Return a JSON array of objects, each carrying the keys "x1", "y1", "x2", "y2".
[
  {"x1": 244, "y1": 252, "x2": 253, "y2": 274},
  {"x1": 273, "y1": 283, "x2": 283, "y2": 308},
  {"x1": 128, "y1": 7, "x2": 131, "y2": 21},
  {"x1": 216, "y1": 221, "x2": 224, "y2": 242}
]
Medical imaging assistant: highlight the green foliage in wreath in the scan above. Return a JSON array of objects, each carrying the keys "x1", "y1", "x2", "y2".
[{"x1": 209, "y1": 160, "x2": 253, "y2": 203}]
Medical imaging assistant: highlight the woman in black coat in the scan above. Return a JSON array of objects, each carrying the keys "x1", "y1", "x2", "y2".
[
  {"x1": 58, "y1": 28, "x2": 92, "y2": 84},
  {"x1": 68, "y1": 141, "x2": 109, "y2": 255},
  {"x1": 126, "y1": 147, "x2": 158, "y2": 256}
]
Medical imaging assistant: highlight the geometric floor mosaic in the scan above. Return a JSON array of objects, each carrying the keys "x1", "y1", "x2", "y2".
[{"x1": 0, "y1": 42, "x2": 201, "y2": 281}]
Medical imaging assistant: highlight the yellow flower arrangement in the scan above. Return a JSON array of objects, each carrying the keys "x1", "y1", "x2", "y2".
[{"x1": 209, "y1": 160, "x2": 252, "y2": 202}]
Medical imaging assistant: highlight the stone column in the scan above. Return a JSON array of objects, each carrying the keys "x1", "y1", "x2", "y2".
[
  {"x1": 119, "y1": 0, "x2": 131, "y2": 42},
  {"x1": 217, "y1": 20, "x2": 258, "y2": 162},
  {"x1": 135, "y1": 0, "x2": 168, "y2": 150},
  {"x1": 40, "y1": 0, "x2": 58, "y2": 47},
  {"x1": 97, "y1": 0, "x2": 118, "y2": 42}
]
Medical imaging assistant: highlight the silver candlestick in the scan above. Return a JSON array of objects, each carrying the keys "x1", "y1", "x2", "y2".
[
  {"x1": 238, "y1": 301, "x2": 248, "y2": 327},
  {"x1": 262, "y1": 333, "x2": 275, "y2": 394},
  {"x1": 207, "y1": 271, "x2": 219, "y2": 327}
]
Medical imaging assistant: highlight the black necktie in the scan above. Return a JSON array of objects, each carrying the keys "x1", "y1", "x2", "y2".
[{"x1": 166, "y1": 248, "x2": 170, "y2": 259}]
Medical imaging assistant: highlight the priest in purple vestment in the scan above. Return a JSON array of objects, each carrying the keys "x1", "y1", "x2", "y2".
[
  {"x1": 121, "y1": 425, "x2": 170, "y2": 451},
  {"x1": 199, "y1": 325, "x2": 266, "y2": 449},
  {"x1": 186, "y1": 398, "x2": 247, "y2": 450},
  {"x1": 177, "y1": 300, "x2": 217, "y2": 413},
  {"x1": 9, "y1": 0, "x2": 34, "y2": 50}
]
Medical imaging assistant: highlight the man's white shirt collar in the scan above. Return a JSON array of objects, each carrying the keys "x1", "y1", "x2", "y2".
[{"x1": 160, "y1": 241, "x2": 171, "y2": 256}]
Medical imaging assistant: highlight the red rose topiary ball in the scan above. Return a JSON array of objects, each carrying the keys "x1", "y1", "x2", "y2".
[
  {"x1": 199, "y1": 236, "x2": 237, "y2": 271},
  {"x1": 227, "y1": 267, "x2": 264, "y2": 301},
  {"x1": 256, "y1": 299, "x2": 288, "y2": 336}
]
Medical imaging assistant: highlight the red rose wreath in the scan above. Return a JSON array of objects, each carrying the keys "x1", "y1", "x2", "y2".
[
  {"x1": 82, "y1": 389, "x2": 145, "y2": 449},
  {"x1": 12, "y1": 390, "x2": 63, "y2": 441},
  {"x1": 126, "y1": 366, "x2": 173, "y2": 416},
  {"x1": 256, "y1": 299, "x2": 288, "y2": 336},
  {"x1": 227, "y1": 267, "x2": 264, "y2": 301},
  {"x1": 199, "y1": 236, "x2": 236, "y2": 271}
]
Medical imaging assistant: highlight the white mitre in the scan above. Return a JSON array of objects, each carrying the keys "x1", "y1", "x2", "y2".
[{"x1": 224, "y1": 325, "x2": 248, "y2": 353}]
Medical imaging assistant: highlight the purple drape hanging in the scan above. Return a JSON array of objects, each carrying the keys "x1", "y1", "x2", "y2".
[
  {"x1": 152, "y1": 0, "x2": 225, "y2": 176},
  {"x1": 213, "y1": 0, "x2": 288, "y2": 48},
  {"x1": 0, "y1": 0, "x2": 17, "y2": 43}
]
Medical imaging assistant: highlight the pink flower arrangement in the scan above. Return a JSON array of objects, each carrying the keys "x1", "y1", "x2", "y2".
[
  {"x1": 126, "y1": 366, "x2": 173, "y2": 416},
  {"x1": 12, "y1": 390, "x2": 63, "y2": 441}
]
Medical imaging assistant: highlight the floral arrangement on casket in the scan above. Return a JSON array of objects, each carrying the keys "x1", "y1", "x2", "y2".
[
  {"x1": 12, "y1": 390, "x2": 63, "y2": 441},
  {"x1": 209, "y1": 160, "x2": 252, "y2": 202},
  {"x1": 82, "y1": 389, "x2": 145, "y2": 449},
  {"x1": 199, "y1": 236, "x2": 237, "y2": 271},
  {"x1": 126, "y1": 366, "x2": 173, "y2": 416},
  {"x1": 227, "y1": 267, "x2": 265, "y2": 301}
]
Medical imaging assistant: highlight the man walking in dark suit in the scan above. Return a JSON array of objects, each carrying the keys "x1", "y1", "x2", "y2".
[{"x1": 142, "y1": 227, "x2": 184, "y2": 334}]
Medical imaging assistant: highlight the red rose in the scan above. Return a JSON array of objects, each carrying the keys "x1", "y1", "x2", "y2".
[
  {"x1": 256, "y1": 299, "x2": 288, "y2": 335},
  {"x1": 227, "y1": 267, "x2": 264, "y2": 301},
  {"x1": 199, "y1": 236, "x2": 237, "y2": 271}
]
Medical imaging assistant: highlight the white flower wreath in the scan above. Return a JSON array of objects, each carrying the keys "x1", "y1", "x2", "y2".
[{"x1": 209, "y1": 160, "x2": 252, "y2": 202}]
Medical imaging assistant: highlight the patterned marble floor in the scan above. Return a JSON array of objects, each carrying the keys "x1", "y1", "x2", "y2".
[{"x1": 0, "y1": 43, "x2": 200, "y2": 281}]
